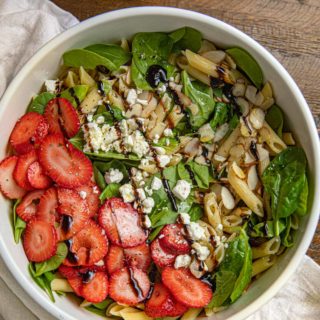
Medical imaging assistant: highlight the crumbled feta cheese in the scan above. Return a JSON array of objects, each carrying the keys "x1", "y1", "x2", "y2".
[
  {"x1": 79, "y1": 191, "x2": 87, "y2": 199},
  {"x1": 224, "y1": 243, "x2": 229, "y2": 248},
  {"x1": 87, "y1": 114, "x2": 93, "y2": 122},
  {"x1": 179, "y1": 212, "x2": 191, "y2": 225},
  {"x1": 131, "y1": 131, "x2": 150, "y2": 158},
  {"x1": 126, "y1": 89, "x2": 138, "y2": 106},
  {"x1": 127, "y1": 118, "x2": 138, "y2": 131},
  {"x1": 95, "y1": 116, "x2": 105, "y2": 124},
  {"x1": 188, "y1": 222, "x2": 206, "y2": 241},
  {"x1": 151, "y1": 177, "x2": 162, "y2": 190},
  {"x1": 119, "y1": 184, "x2": 135, "y2": 203},
  {"x1": 163, "y1": 128, "x2": 173, "y2": 137},
  {"x1": 153, "y1": 134, "x2": 160, "y2": 144},
  {"x1": 105, "y1": 168, "x2": 124, "y2": 184},
  {"x1": 157, "y1": 155, "x2": 171, "y2": 168},
  {"x1": 172, "y1": 180, "x2": 191, "y2": 200},
  {"x1": 142, "y1": 197, "x2": 155, "y2": 214},
  {"x1": 123, "y1": 135, "x2": 134, "y2": 148},
  {"x1": 141, "y1": 158, "x2": 150, "y2": 167},
  {"x1": 142, "y1": 171, "x2": 149, "y2": 178},
  {"x1": 154, "y1": 146, "x2": 166, "y2": 155},
  {"x1": 145, "y1": 186, "x2": 153, "y2": 196},
  {"x1": 143, "y1": 215, "x2": 152, "y2": 228},
  {"x1": 157, "y1": 84, "x2": 167, "y2": 94},
  {"x1": 174, "y1": 254, "x2": 191, "y2": 269},
  {"x1": 192, "y1": 243, "x2": 210, "y2": 261},
  {"x1": 44, "y1": 80, "x2": 58, "y2": 93},
  {"x1": 136, "y1": 188, "x2": 146, "y2": 201}
]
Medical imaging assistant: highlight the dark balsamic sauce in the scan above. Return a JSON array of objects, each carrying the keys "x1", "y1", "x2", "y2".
[
  {"x1": 146, "y1": 265, "x2": 158, "y2": 300},
  {"x1": 64, "y1": 239, "x2": 79, "y2": 264},
  {"x1": 201, "y1": 146, "x2": 211, "y2": 164},
  {"x1": 161, "y1": 178, "x2": 178, "y2": 212},
  {"x1": 250, "y1": 140, "x2": 259, "y2": 161},
  {"x1": 129, "y1": 268, "x2": 143, "y2": 300},
  {"x1": 146, "y1": 65, "x2": 167, "y2": 88},
  {"x1": 69, "y1": 87, "x2": 81, "y2": 107},
  {"x1": 81, "y1": 270, "x2": 95, "y2": 283},
  {"x1": 185, "y1": 164, "x2": 197, "y2": 185},
  {"x1": 200, "y1": 273, "x2": 214, "y2": 287},
  {"x1": 210, "y1": 76, "x2": 224, "y2": 89},
  {"x1": 96, "y1": 65, "x2": 110, "y2": 74},
  {"x1": 61, "y1": 215, "x2": 73, "y2": 233},
  {"x1": 97, "y1": 80, "x2": 105, "y2": 96}
]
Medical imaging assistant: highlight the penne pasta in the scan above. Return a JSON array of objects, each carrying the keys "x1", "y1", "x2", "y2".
[
  {"x1": 252, "y1": 255, "x2": 277, "y2": 277},
  {"x1": 252, "y1": 236, "x2": 281, "y2": 259}
]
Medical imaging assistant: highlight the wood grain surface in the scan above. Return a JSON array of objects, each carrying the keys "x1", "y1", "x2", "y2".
[{"x1": 52, "y1": 0, "x2": 320, "y2": 264}]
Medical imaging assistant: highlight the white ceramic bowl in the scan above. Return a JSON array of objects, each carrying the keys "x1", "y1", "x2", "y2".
[{"x1": 0, "y1": 6, "x2": 319, "y2": 320}]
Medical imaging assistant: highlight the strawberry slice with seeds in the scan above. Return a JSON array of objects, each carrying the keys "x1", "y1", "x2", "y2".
[
  {"x1": 44, "y1": 98, "x2": 80, "y2": 138},
  {"x1": 57, "y1": 188, "x2": 90, "y2": 240},
  {"x1": 63, "y1": 220, "x2": 108, "y2": 266},
  {"x1": 67, "y1": 276, "x2": 82, "y2": 296},
  {"x1": 23, "y1": 219, "x2": 57, "y2": 262},
  {"x1": 109, "y1": 267, "x2": 150, "y2": 305},
  {"x1": 58, "y1": 265, "x2": 80, "y2": 279},
  {"x1": 159, "y1": 224, "x2": 190, "y2": 255},
  {"x1": 38, "y1": 134, "x2": 93, "y2": 188},
  {"x1": 13, "y1": 150, "x2": 37, "y2": 190},
  {"x1": 81, "y1": 271, "x2": 109, "y2": 303},
  {"x1": 16, "y1": 190, "x2": 45, "y2": 222},
  {"x1": 98, "y1": 198, "x2": 147, "y2": 248},
  {"x1": 105, "y1": 245, "x2": 125, "y2": 274},
  {"x1": 27, "y1": 161, "x2": 52, "y2": 189},
  {"x1": 9, "y1": 112, "x2": 49, "y2": 154},
  {"x1": 75, "y1": 183, "x2": 101, "y2": 217},
  {"x1": 36, "y1": 187, "x2": 58, "y2": 224},
  {"x1": 167, "y1": 299, "x2": 189, "y2": 317},
  {"x1": 0, "y1": 156, "x2": 26, "y2": 199},
  {"x1": 161, "y1": 267, "x2": 212, "y2": 308},
  {"x1": 151, "y1": 239, "x2": 176, "y2": 268}
]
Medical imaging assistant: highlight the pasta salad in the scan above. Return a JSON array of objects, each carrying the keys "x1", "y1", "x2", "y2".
[{"x1": 0, "y1": 27, "x2": 309, "y2": 319}]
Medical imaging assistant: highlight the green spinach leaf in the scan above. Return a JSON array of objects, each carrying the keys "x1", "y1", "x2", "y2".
[
  {"x1": 169, "y1": 27, "x2": 202, "y2": 52},
  {"x1": 85, "y1": 151, "x2": 140, "y2": 162},
  {"x1": 27, "y1": 92, "x2": 55, "y2": 114},
  {"x1": 295, "y1": 174, "x2": 308, "y2": 216},
  {"x1": 60, "y1": 85, "x2": 89, "y2": 107},
  {"x1": 186, "y1": 161, "x2": 210, "y2": 189},
  {"x1": 69, "y1": 130, "x2": 84, "y2": 150},
  {"x1": 188, "y1": 204, "x2": 203, "y2": 221},
  {"x1": 210, "y1": 102, "x2": 229, "y2": 130},
  {"x1": 265, "y1": 104, "x2": 284, "y2": 138},
  {"x1": 93, "y1": 163, "x2": 107, "y2": 190},
  {"x1": 12, "y1": 199, "x2": 26, "y2": 243},
  {"x1": 182, "y1": 71, "x2": 215, "y2": 128},
  {"x1": 99, "y1": 183, "x2": 121, "y2": 201}
]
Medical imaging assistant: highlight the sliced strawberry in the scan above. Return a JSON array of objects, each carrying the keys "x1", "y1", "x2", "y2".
[
  {"x1": 0, "y1": 156, "x2": 26, "y2": 199},
  {"x1": 159, "y1": 224, "x2": 190, "y2": 255},
  {"x1": 64, "y1": 221, "x2": 108, "y2": 266},
  {"x1": 81, "y1": 271, "x2": 109, "y2": 303},
  {"x1": 27, "y1": 161, "x2": 52, "y2": 189},
  {"x1": 124, "y1": 243, "x2": 151, "y2": 272},
  {"x1": 23, "y1": 219, "x2": 57, "y2": 262},
  {"x1": 105, "y1": 245, "x2": 125, "y2": 274},
  {"x1": 38, "y1": 134, "x2": 93, "y2": 188},
  {"x1": 58, "y1": 265, "x2": 80, "y2": 279},
  {"x1": 168, "y1": 299, "x2": 189, "y2": 317},
  {"x1": 68, "y1": 276, "x2": 82, "y2": 296},
  {"x1": 9, "y1": 112, "x2": 49, "y2": 154},
  {"x1": 109, "y1": 267, "x2": 150, "y2": 306},
  {"x1": 98, "y1": 198, "x2": 147, "y2": 248},
  {"x1": 16, "y1": 190, "x2": 44, "y2": 222},
  {"x1": 75, "y1": 183, "x2": 101, "y2": 217},
  {"x1": 145, "y1": 282, "x2": 174, "y2": 318},
  {"x1": 57, "y1": 188, "x2": 90, "y2": 240},
  {"x1": 13, "y1": 150, "x2": 37, "y2": 190},
  {"x1": 151, "y1": 239, "x2": 176, "y2": 268},
  {"x1": 36, "y1": 187, "x2": 58, "y2": 224},
  {"x1": 161, "y1": 267, "x2": 212, "y2": 308},
  {"x1": 44, "y1": 98, "x2": 80, "y2": 138}
]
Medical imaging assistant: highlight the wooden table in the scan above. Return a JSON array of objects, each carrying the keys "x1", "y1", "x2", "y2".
[{"x1": 52, "y1": 0, "x2": 320, "y2": 264}]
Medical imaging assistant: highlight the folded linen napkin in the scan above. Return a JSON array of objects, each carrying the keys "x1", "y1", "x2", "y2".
[{"x1": 0, "y1": 1, "x2": 319, "y2": 319}]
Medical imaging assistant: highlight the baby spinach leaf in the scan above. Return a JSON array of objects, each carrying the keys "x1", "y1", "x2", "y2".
[
  {"x1": 99, "y1": 183, "x2": 121, "y2": 201},
  {"x1": 210, "y1": 102, "x2": 229, "y2": 131},
  {"x1": 94, "y1": 159, "x2": 129, "y2": 181},
  {"x1": 148, "y1": 226, "x2": 163, "y2": 242},
  {"x1": 163, "y1": 165, "x2": 179, "y2": 184},
  {"x1": 12, "y1": 199, "x2": 26, "y2": 244},
  {"x1": 169, "y1": 27, "x2": 202, "y2": 52},
  {"x1": 281, "y1": 216, "x2": 294, "y2": 247},
  {"x1": 85, "y1": 44, "x2": 131, "y2": 70},
  {"x1": 34, "y1": 243, "x2": 68, "y2": 277},
  {"x1": 131, "y1": 32, "x2": 174, "y2": 90},
  {"x1": 265, "y1": 104, "x2": 284, "y2": 138},
  {"x1": 177, "y1": 162, "x2": 192, "y2": 182},
  {"x1": 187, "y1": 161, "x2": 210, "y2": 189},
  {"x1": 182, "y1": 71, "x2": 215, "y2": 128},
  {"x1": 188, "y1": 204, "x2": 203, "y2": 221},
  {"x1": 60, "y1": 85, "x2": 89, "y2": 108},
  {"x1": 93, "y1": 163, "x2": 107, "y2": 190},
  {"x1": 69, "y1": 130, "x2": 84, "y2": 150},
  {"x1": 85, "y1": 151, "x2": 140, "y2": 162},
  {"x1": 224, "y1": 113, "x2": 240, "y2": 138},
  {"x1": 154, "y1": 137, "x2": 179, "y2": 154},
  {"x1": 150, "y1": 207, "x2": 179, "y2": 228},
  {"x1": 27, "y1": 92, "x2": 55, "y2": 114},
  {"x1": 295, "y1": 174, "x2": 308, "y2": 216},
  {"x1": 226, "y1": 47, "x2": 263, "y2": 89},
  {"x1": 85, "y1": 306, "x2": 107, "y2": 317},
  {"x1": 93, "y1": 298, "x2": 114, "y2": 310}
]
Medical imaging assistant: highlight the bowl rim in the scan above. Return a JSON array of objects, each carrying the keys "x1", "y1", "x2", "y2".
[{"x1": 0, "y1": 6, "x2": 319, "y2": 320}]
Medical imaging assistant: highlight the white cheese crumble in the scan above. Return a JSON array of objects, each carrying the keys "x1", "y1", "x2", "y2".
[
  {"x1": 188, "y1": 222, "x2": 206, "y2": 241},
  {"x1": 145, "y1": 186, "x2": 153, "y2": 196},
  {"x1": 157, "y1": 155, "x2": 171, "y2": 168},
  {"x1": 44, "y1": 80, "x2": 58, "y2": 93},
  {"x1": 136, "y1": 188, "x2": 146, "y2": 201},
  {"x1": 172, "y1": 180, "x2": 191, "y2": 200},
  {"x1": 79, "y1": 191, "x2": 87, "y2": 200},
  {"x1": 174, "y1": 254, "x2": 191, "y2": 269},
  {"x1": 179, "y1": 212, "x2": 191, "y2": 225},
  {"x1": 126, "y1": 89, "x2": 138, "y2": 106},
  {"x1": 143, "y1": 215, "x2": 152, "y2": 228},
  {"x1": 154, "y1": 146, "x2": 166, "y2": 155},
  {"x1": 87, "y1": 114, "x2": 93, "y2": 122},
  {"x1": 104, "y1": 168, "x2": 124, "y2": 184},
  {"x1": 119, "y1": 183, "x2": 135, "y2": 203},
  {"x1": 163, "y1": 128, "x2": 173, "y2": 137},
  {"x1": 142, "y1": 197, "x2": 155, "y2": 214},
  {"x1": 95, "y1": 116, "x2": 105, "y2": 124},
  {"x1": 151, "y1": 177, "x2": 162, "y2": 190},
  {"x1": 192, "y1": 243, "x2": 210, "y2": 261}
]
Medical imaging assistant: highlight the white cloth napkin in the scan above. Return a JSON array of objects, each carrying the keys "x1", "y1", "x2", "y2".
[{"x1": 0, "y1": 1, "x2": 320, "y2": 319}]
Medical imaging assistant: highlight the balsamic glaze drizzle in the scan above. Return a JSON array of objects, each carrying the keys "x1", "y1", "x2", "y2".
[
  {"x1": 185, "y1": 164, "x2": 197, "y2": 186},
  {"x1": 81, "y1": 270, "x2": 95, "y2": 283},
  {"x1": 61, "y1": 214, "x2": 73, "y2": 233},
  {"x1": 129, "y1": 268, "x2": 144, "y2": 300},
  {"x1": 69, "y1": 87, "x2": 81, "y2": 107},
  {"x1": 250, "y1": 140, "x2": 259, "y2": 161},
  {"x1": 146, "y1": 65, "x2": 167, "y2": 88},
  {"x1": 161, "y1": 178, "x2": 178, "y2": 212}
]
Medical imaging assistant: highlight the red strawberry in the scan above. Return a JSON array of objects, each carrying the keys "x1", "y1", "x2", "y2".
[
  {"x1": 159, "y1": 224, "x2": 190, "y2": 255},
  {"x1": 105, "y1": 243, "x2": 151, "y2": 274},
  {"x1": 98, "y1": 198, "x2": 147, "y2": 248},
  {"x1": 38, "y1": 134, "x2": 92, "y2": 188},
  {"x1": 57, "y1": 188, "x2": 90, "y2": 240},
  {"x1": 23, "y1": 219, "x2": 57, "y2": 262},
  {"x1": 13, "y1": 150, "x2": 37, "y2": 190},
  {"x1": 58, "y1": 265, "x2": 80, "y2": 279},
  {"x1": 64, "y1": 220, "x2": 108, "y2": 266},
  {"x1": 151, "y1": 239, "x2": 176, "y2": 268},
  {"x1": 109, "y1": 267, "x2": 150, "y2": 306},
  {"x1": 75, "y1": 183, "x2": 101, "y2": 217},
  {"x1": 36, "y1": 187, "x2": 58, "y2": 224},
  {"x1": 167, "y1": 299, "x2": 189, "y2": 317},
  {"x1": 16, "y1": 190, "x2": 45, "y2": 222},
  {"x1": 27, "y1": 161, "x2": 52, "y2": 189},
  {"x1": 9, "y1": 112, "x2": 49, "y2": 154},
  {"x1": 0, "y1": 156, "x2": 26, "y2": 199},
  {"x1": 145, "y1": 282, "x2": 174, "y2": 318},
  {"x1": 81, "y1": 272, "x2": 109, "y2": 303},
  {"x1": 161, "y1": 267, "x2": 212, "y2": 308},
  {"x1": 44, "y1": 98, "x2": 80, "y2": 138},
  {"x1": 68, "y1": 276, "x2": 82, "y2": 296}
]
